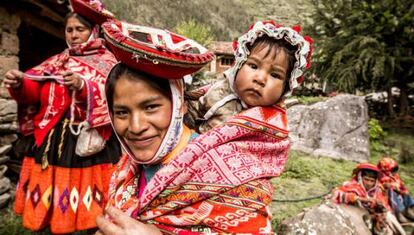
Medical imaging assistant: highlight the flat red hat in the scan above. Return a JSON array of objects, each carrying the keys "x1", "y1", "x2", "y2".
[
  {"x1": 102, "y1": 19, "x2": 214, "y2": 80},
  {"x1": 69, "y1": 0, "x2": 115, "y2": 25},
  {"x1": 352, "y1": 163, "x2": 380, "y2": 177}
]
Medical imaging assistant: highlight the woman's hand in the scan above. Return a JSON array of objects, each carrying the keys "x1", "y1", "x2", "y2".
[
  {"x1": 62, "y1": 71, "x2": 84, "y2": 90},
  {"x1": 3, "y1": 69, "x2": 24, "y2": 89},
  {"x1": 95, "y1": 206, "x2": 162, "y2": 235}
]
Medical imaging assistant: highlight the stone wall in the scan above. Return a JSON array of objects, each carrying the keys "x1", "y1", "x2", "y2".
[{"x1": 0, "y1": 7, "x2": 20, "y2": 208}]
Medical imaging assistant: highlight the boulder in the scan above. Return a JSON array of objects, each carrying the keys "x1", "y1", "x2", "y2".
[
  {"x1": 287, "y1": 94, "x2": 370, "y2": 162},
  {"x1": 278, "y1": 202, "x2": 371, "y2": 235}
]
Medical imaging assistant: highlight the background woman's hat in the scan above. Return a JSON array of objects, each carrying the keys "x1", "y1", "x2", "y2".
[
  {"x1": 69, "y1": 0, "x2": 115, "y2": 25},
  {"x1": 102, "y1": 19, "x2": 214, "y2": 80}
]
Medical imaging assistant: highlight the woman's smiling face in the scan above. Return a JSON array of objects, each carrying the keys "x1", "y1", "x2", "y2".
[{"x1": 112, "y1": 75, "x2": 172, "y2": 162}]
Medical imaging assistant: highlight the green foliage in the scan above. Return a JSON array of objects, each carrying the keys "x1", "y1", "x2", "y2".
[
  {"x1": 174, "y1": 19, "x2": 215, "y2": 46},
  {"x1": 306, "y1": 0, "x2": 414, "y2": 96},
  {"x1": 101, "y1": 0, "x2": 252, "y2": 41},
  {"x1": 368, "y1": 118, "x2": 387, "y2": 142},
  {"x1": 368, "y1": 118, "x2": 388, "y2": 153}
]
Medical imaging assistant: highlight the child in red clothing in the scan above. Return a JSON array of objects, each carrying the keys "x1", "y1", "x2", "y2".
[
  {"x1": 332, "y1": 163, "x2": 391, "y2": 234},
  {"x1": 378, "y1": 157, "x2": 414, "y2": 223}
]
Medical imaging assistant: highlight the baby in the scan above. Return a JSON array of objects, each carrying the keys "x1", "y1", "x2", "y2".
[{"x1": 186, "y1": 20, "x2": 312, "y2": 133}]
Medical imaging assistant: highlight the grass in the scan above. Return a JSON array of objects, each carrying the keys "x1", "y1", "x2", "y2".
[
  {"x1": 0, "y1": 203, "x2": 28, "y2": 235},
  {"x1": 270, "y1": 151, "x2": 356, "y2": 229}
]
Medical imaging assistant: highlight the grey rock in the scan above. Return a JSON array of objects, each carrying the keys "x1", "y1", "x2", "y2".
[
  {"x1": 0, "y1": 176, "x2": 10, "y2": 194},
  {"x1": 0, "y1": 87, "x2": 11, "y2": 99},
  {"x1": 0, "y1": 98, "x2": 17, "y2": 116},
  {"x1": 0, "y1": 155, "x2": 9, "y2": 165},
  {"x1": 288, "y1": 94, "x2": 370, "y2": 162},
  {"x1": 0, "y1": 192, "x2": 11, "y2": 209},
  {"x1": 279, "y1": 202, "x2": 371, "y2": 235},
  {"x1": 0, "y1": 122, "x2": 18, "y2": 132},
  {"x1": 0, "y1": 164, "x2": 7, "y2": 178},
  {"x1": 0, "y1": 144, "x2": 12, "y2": 156}
]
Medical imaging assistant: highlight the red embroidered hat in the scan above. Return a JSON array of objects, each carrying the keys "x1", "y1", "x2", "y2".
[
  {"x1": 69, "y1": 0, "x2": 115, "y2": 25},
  {"x1": 102, "y1": 19, "x2": 214, "y2": 80},
  {"x1": 353, "y1": 163, "x2": 380, "y2": 176}
]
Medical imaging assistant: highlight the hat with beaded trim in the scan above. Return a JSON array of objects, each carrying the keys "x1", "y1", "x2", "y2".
[
  {"x1": 225, "y1": 20, "x2": 313, "y2": 97},
  {"x1": 352, "y1": 163, "x2": 380, "y2": 177},
  {"x1": 69, "y1": 0, "x2": 115, "y2": 25},
  {"x1": 102, "y1": 19, "x2": 214, "y2": 80}
]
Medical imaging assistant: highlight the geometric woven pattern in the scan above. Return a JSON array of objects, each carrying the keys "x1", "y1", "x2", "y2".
[
  {"x1": 70, "y1": 187, "x2": 79, "y2": 212},
  {"x1": 93, "y1": 185, "x2": 103, "y2": 207},
  {"x1": 30, "y1": 184, "x2": 41, "y2": 208},
  {"x1": 83, "y1": 186, "x2": 93, "y2": 211},
  {"x1": 41, "y1": 185, "x2": 53, "y2": 210},
  {"x1": 59, "y1": 188, "x2": 70, "y2": 214}
]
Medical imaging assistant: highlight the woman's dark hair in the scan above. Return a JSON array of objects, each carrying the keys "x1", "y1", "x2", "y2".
[
  {"x1": 361, "y1": 169, "x2": 379, "y2": 179},
  {"x1": 247, "y1": 35, "x2": 298, "y2": 96},
  {"x1": 106, "y1": 63, "x2": 171, "y2": 112},
  {"x1": 64, "y1": 12, "x2": 93, "y2": 30}
]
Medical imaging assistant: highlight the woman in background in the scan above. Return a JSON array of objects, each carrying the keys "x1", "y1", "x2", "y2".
[{"x1": 3, "y1": 12, "x2": 120, "y2": 233}]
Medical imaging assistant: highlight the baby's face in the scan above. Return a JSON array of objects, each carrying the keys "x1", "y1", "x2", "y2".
[{"x1": 234, "y1": 45, "x2": 288, "y2": 107}]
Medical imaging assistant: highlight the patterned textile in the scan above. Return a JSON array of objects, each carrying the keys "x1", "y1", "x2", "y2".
[
  {"x1": 11, "y1": 38, "x2": 120, "y2": 233},
  {"x1": 14, "y1": 157, "x2": 115, "y2": 233},
  {"x1": 108, "y1": 105, "x2": 290, "y2": 234},
  {"x1": 9, "y1": 38, "x2": 116, "y2": 145},
  {"x1": 13, "y1": 120, "x2": 120, "y2": 234}
]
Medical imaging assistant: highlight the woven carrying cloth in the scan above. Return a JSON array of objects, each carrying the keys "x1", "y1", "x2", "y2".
[{"x1": 108, "y1": 105, "x2": 290, "y2": 234}]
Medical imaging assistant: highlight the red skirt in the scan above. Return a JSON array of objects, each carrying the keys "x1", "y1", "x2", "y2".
[{"x1": 14, "y1": 120, "x2": 121, "y2": 233}]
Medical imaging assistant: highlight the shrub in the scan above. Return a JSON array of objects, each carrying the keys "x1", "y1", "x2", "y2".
[{"x1": 368, "y1": 118, "x2": 388, "y2": 153}]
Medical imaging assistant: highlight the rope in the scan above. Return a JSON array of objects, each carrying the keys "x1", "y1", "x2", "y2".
[
  {"x1": 57, "y1": 120, "x2": 68, "y2": 160},
  {"x1": 41, "y1": 128, "x2": 55, "y2": 170},
  {"x1": 272, "y1": 185, "x2": 334, "y2": 203}
]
